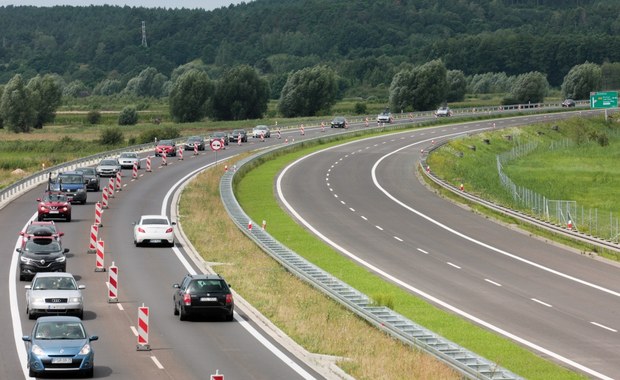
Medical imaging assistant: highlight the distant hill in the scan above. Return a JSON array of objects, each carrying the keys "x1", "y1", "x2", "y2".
[{"x1": 0, "y1": 0, "x2": 618, "y2": 91}]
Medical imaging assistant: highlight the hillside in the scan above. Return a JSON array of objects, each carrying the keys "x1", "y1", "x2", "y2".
[{"x1": 0, "y1": 0, "x2": 619, "y2": 90}]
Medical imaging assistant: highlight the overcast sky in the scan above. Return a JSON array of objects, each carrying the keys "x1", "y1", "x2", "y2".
[{"x1": 0, "y1": 0, "x2": 248, "y2": 10}]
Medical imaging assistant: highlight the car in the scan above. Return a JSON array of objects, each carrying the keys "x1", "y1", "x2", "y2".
[
  {"x1": 49, "y1": 172, "x2": 87, "y2": 204},
  {"x1": 377, "y1": 111, "x2": 393, "y2": 123},
  {"x1": 118, "y1": 152, "x2": 141, "y2": 169},
  {"x1": 155, "y1": 139, "x2": 177, "y2": 156},
  {"x1": 22, "y1": 316, "x2": 98, "y2": 378},
  {"x1": 252, "y1": 125, "x2": 271, "y2": 138},
  {"x1": 133, "y1": 214, "x2": 176, "y2": 247},
  {"x1": 37, "y1": 192, "x2": 72, "y2": 222},
  {"x1": 184, "y1": 136, "x2": 206, "y2": 151},
  {"x1": 95, "y1": 158, "x2": 121, "y2": 177},
  {"x1": 562, "y1": 99, "x2": 576, "y2": 107},
  {"x1": 20, "y1": 221, "x2": 64, "y2": 246},
  {"x1": 25, "y1": 272, "x2": 85, "y2": 319},
  {"x1": 209, "y1": 131, "x2": 229, "y2": 145},
  {"x1": 17, "y1": 233, "x2": 68, "y2": 281},
  {"x1": 330, "y1": 116, "x2": 348, "y2": 128},
  {"x1": 173, "y1": 273, "x2": 234, "y2": 321},
  {"x1": 435, "y1": 106, "x2": 452, "y2": 117},
  {"x1": 75, "y1": 167, "x2": 100, "y2": 192},
  {"x1": 230, "y1": 129, "x2": 248, "y2": 143}
]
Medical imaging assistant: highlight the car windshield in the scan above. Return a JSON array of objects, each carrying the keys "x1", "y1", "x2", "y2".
[
  {"x1": 333, "y1": 117, "x2": 344, "y2": 122},
  {"x1": 189, "y1": 279, "x2": 227, "y2": 293},
  {"x1": 24, "y1": 240, "x2": 61, "y2": 253},
  {"x1": 233, "y1": 130, "x2": 244, "y2": 133},
  {"x1": 58, "y1": 175, "x2": 82, "y2": 184},
  {"x1": 44, "y1": 193, "x2": 68, "y2": 202},
  {"x1": 35, "y1": 321, "x2": 85, "y2": 340},
  {"x1": 142, "y1": 218, "x2": 168, "y2": 225},
  {"x1": 33, "y1": 276, "x2": 77, "y2": 290},
  {"x1": 120, "y1": 153, "x2": 137, "y2": 158},
  {"x1": 100, "y1": 160, "x2": 117, "y2": 166},
  {"x1": 188, "y1": 136, "x2": 202, "y2": 141},
  {"x1": 158, "y1": 140, "x2": 173, "y2": 146},
  {"x1": 76, "y1": 168, "x2": 96, "y2": 175}
]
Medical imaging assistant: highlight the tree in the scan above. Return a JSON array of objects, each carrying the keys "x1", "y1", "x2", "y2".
[
  {"x1": 446, "y1": 70, "x2": 467, "y2": 102},
  {"x1": 278, "y1": 65, "x2": 339, "y2": 117},
  {"x1": 93, "y1": 79, "x2": 123, "y2": 96},
  {"x1": 389, "y1": 59, "x2": 447, "y2": 112},
  {"x1": 124, "y1": 67, "x2": 167, "y2": 98},
  {"x1": 561, "y1": 62, "x2": 601, "y2": 100},
  {"x1": 212, "y1": 65, "x2": 269, "y2": 120},
  {"x1": 63, "y1": 80, "x2": 89, "y2": 98},
  {"x1": 509, "y1": 71, "x2": 549, "y2": 104},
  {"x1": 0, "y1": 74, "x2": 35, "y2": 133},
  {"x1": 118, "y1": 106, "x2": 138, "y2": 125},
  {"x1": 168, "y1": 69, "x2": 213, "y2": 123},
  {"x1": 26, "y1": 74, "x2": 62, "y2": 129}
]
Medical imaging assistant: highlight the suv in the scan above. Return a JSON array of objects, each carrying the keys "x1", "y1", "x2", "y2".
[
  {"x1": 49, "y1": 172, "x2": 87, "y2": 204},
  {"x1": 25, "y1": 272, "x2": 85, "y2": 319},
  {"x1": 37, "y1": 192, "x2": 72, "y2": 222},
  {"x1": 173, "y1": 274, "x2": 234, "y2": 321},
  {"x1": 75, "y1": 167, "x2": 100, "y2": 192},
  {"x1": 20, "y1": 221, "x2": 64, "y2": 246},
  {"x1": 17, "y1": 233, "x2": 68, "y2": 281},
  {"x1": 435, "y1": 106, "x2": 452, "y2": 117}
]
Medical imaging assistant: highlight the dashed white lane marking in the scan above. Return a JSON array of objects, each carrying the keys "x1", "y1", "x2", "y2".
[
  {"x1": 361, "y1": 216, "x2": 367, "y2": 221},
  {"x1": 375, "y1": 225, "x2": 383, "y2": 231},
  {"x1": 151, "y1": 356, "x2": 165, "y2": 369},
  {"x1": 394, "y1": 236, "x2": 403, "y2": 242},
  {"x1": 485, "y1": 279, "x2": 502, "y2": 287},
  {"x1": 590, "y1": 322, "x2": 617, "y2": 333},
  {"x1": 130, "y1": 326, "x2": 139, "y2": 336},
  {"x1": 349, "y1": 207, "x2": 355, "y2": 212},
  {"x1": 417, "y1": 248, "x2": 429, "y2": 254},
  {"x1": 447, "y1": 262, "x2": 461, "y2": 269},
  {"x1": 531, "y1": 298, "x2": 552, "y2": 308}
]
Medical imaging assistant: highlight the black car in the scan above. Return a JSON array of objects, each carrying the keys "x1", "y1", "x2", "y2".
[
  {"x1": 173, "y1": 274, "x2": 234, "y2": 321},
  {"x1": 209, "y1": 132, "x2": 229, "y2": 146},
  {"x1": 230, "y1": 129, "x2": 248, "y2": 143},
  {"x1": 184, "y1": 136, "x2": 206, "y2": 151},
  {"x1": 17, "y1": 234, "x2": 68, "y2": 281},
  {"x1": 330, "y1": 116, "x2": 347, "y2": 128},
  {"x1": 75, "y1": 167, "x2": 101, "y2": 192}
]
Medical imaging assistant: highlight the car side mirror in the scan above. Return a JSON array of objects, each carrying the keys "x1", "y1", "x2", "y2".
[
  {"x1": 78, "y1": 285, "x2": 86, "y2": 290},
  {"x1": 16, "y1": 248, "x2": 22, "y2": 253},
  {"x1": 59, "y1": 232, "x2": 65, "y2": 237},
  {"x1": 171, "y1": 222, "x2": 177, "y2": 226},
  {"x1": 22, "y1": 336, "x2": 31, "y2": 342},
  {"x1": 173, "y1": 284, "x2": 180, "y2": 288},
  {"x1": 19, "y1": 232, "x2": 25, "y2": 236},
  {"x1": 25, "y1": 285, "x2": 32, "y2": 290},
  {"x1": 64, "y1": 248, "x2": 70, "y2": 253},
  {"x1": 89, "y1": 336, "x2": 99, "y2": 342},
  {"x1": 36, "y1": 198, "x2": 42, "y2": 202}
]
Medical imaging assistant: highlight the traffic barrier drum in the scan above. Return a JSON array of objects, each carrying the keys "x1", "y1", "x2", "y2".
[
  {"x1": 101, "y1": 187, "x2": 109, "y2": 209},
  {"x1": 88, "y1": 224, "x2": 98, "y2": 253},
  {"x1": 115, "y1": 171, "x2": 122, "y2": 191},
  {"x1": 94, "y1": 202, "x2": 103, "y2": 226},
  {"x1": 132, "y1": 161, "x2": 138, "y2": 179},
  {"x1": 95, "y1": 239, "x2": 105, "y2": 272},
  {"x1": 108, "y1": 262, "x2": 118, "y2": 303},
  {"x1": 146, "y1": 156, "x2": 152, "y2": 172},
  {"x1": 137, "y1": 304, "x2": 150, "y2": 351},
  {"x1": 107, "y1": 178, "x2": 115, "y2": 198}
]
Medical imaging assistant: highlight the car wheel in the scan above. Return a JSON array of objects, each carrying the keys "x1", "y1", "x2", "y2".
[
  {"x1": 173, "y1": 302, "x2": 179, "y2": 316},
  {"x1": 28, "y1": 309, "x2": 36, "y2": 320},
  {"x1": 66, "y1": 215, "x2": 71, "y2": 222},
  {"x1": 29, "y1": 367, "x2": 36, "y2": 378},
  {"x1": 225, "y1": 311, "x2": 234, "y2": 322},
  {"x1": 77, "y1": 310, "x2": 84, "y2": 319},
  {"x1": 84, "y1": 367, "x2": 94, "y2": 378},
  {"x1": 179, "y1": 307, "x2": 188, "y2": 321},
  {"x1": 37, "y1": 215, "x2": 43, "y2": 222},
  {"x1": 81, "y1": 199, "x2": 86, "y2": 205},
  {"x1": 19, "y1": 274, "x2": 26, "y2": 281}
]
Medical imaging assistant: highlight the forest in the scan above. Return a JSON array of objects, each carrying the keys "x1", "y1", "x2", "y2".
[{"x1": 0, "y1": 0, "x2": 619, "y2": 95}]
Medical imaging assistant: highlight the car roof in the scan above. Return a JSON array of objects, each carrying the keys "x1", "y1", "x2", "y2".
[
  {"x1": 186, "y1": 273, "x2": 225, "y2": 280},
  {"x1": 36, "y1": 315, "x2": 82, "y2": 323},
  {"x1": 120, "y1": 152, "x2": 137, "y2": 156},
  {"x1": 33, "y1": 272, "x2": 75, "y2": 279},
  {"x1": 140, "y1": 214, "x2": 168, "y2": 219}
]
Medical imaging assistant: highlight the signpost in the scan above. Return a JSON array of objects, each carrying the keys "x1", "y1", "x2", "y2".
[
  {"x1": 210, "y1": 139, "x2": 222, "y2": 165},
  {"x1": 590, "y1": 91, "x2": 618, "y2": 121}
]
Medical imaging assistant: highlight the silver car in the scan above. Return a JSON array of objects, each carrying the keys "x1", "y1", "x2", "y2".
[
  {"x1": 118, "y1": 152, "x2": 141, "y2": 169},
  {"x1": 25, "y1": 272, "x2": 85, "y2": 319},
  {"x1": 95, "y1": 158, "x2": 121, "y2": 177}
]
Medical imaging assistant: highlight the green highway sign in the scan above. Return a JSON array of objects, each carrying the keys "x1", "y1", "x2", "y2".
[{"x1": 590, "y1": 91, "x2": 618, "y2": 109}]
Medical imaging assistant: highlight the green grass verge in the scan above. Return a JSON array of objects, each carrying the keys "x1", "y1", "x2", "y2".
[{"x1": 235, "y1": 136, "x2": 585, "y2": 380}]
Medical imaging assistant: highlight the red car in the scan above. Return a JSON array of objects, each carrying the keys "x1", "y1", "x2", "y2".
[
  {"x1": 20, "y1": 221, "x2": 64, "y2": 246},
  {"x1": 37, "y1": 192, "x2": 72, "y2": 222},
  {"x1": 155, "y1": 139, "x2": 177, "y2": 157}
]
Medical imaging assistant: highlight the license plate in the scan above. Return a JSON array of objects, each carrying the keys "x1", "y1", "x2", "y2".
[
  {"x1": 49, "y1": 211, "x2": 59, "y2": 214},
  {"x1": 150, "y1": 239, "x2": 161, "y2": 243},
  {"x1": 200, "y1": 297, "x2": 217, "y2": 302},
  {"x1": 51, "y1": 357, "x2": 72, "y2": 364},
  {"x1": 47, "y1": 305, "x2": 62, "y2": 310}
]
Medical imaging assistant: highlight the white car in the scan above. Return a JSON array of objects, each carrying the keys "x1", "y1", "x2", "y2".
[
  {"x1": 95, "y1": 158, "x2": 121, "y2": 177},
  {"x1": 133, "y1": 215, "x2": 176, "y2": 247},
  {"x1": 118, "y1": 152, "x2": 141, "y2": 169},
  {"x1": 435, "y1": 107, "x2": 452, "y2": 117},
  {"x1": 252, "y1": 125, "x2": 271, "y2": 138},
  {"x1": 377, "y1": 111, "x2": 393, "y2": 123},
  {"x1": 25, "y1": 272, "x2": 85, "y2": 320}
]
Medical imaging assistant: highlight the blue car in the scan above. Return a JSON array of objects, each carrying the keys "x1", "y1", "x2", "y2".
[
  {"x1": 22, "y1": 316, "x2": 98, "y2": 378},
  {"x1": 49, "y1": 172, "x2": 88, "y2": 204}
]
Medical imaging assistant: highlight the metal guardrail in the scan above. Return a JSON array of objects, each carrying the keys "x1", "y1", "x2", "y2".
[{"x1": 219, "y1": 133, "x2": 522, "y2": 380}]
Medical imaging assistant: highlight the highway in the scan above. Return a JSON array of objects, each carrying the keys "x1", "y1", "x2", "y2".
[{"x1": 276, "y1": 112, "x2": 620, "y2": 379}]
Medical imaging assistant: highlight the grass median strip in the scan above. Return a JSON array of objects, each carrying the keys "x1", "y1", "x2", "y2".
[{"x1": 179, "y1": 134, "x2": 584, "y2": 379}]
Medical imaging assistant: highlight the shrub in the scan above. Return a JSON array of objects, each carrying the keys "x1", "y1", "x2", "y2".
[
  {"x1": 354, "y1": 102, "x2": 367, "y2": 114},
  {"x1": 118, "y1": 106, "x2": 138, "y2": 125},
  {"x1": 100, "y1": 126, "x2": 124, "y2": 145},
  {"x1": 137, "y1": 126, "x2": 180, "y2": 144},
  {"x1": 86, "y1": 110, "x2": 101, "y2": 125}
]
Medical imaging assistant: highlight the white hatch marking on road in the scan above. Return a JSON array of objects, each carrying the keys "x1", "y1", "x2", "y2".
[
  {"x1": 375, "y1": 225, "x2": 383, "y2": 231},
  {"x1": 151, "y1": 356, "x2": 165, "y2": 369},
  {"x1": 130, "y1": 326, "x2": 139, "y2": 336},
  {"x1": 361, "y1": 216, "x2": 367, "y2": 221},
  {"x1": 417, "y1": 248, "x2": 429, "y2": 254},
  {"x1": 485, "y1": 279, "x2": 502, "y2": 287},
  {"x1": 394, "y1": 236, "x2": 403, "y2": 242},
  {"x1": 447, "y1": 262, "x2": 461, "y2": 269},
  {"x1": 117, "y1": 303, "x2": 124, "y2": 311},
  {"x1": 590, "y1": 322, "x2": 617, "y2": 332},
  {"x1": 531, "y1": 298, "x2": 552, "y2": 308},
  {"x1": 349, "y1": 207, "x2": 355, "y2": 212}
]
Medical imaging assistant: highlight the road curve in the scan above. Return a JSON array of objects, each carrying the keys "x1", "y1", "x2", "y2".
[{"x1": 277, "y1": 112, "x2": 620, "y2": 379}]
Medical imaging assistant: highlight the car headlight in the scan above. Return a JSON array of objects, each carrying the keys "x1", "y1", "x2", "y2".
[
  {"x1": 79, "y1": 343, "x2": 91, "y2": 355},
  {"x1": 77, "y1": 188, "x2": 85, "y2": 193},
  {"x1": 31, "y1": 344, "x2": 46, "y2": 356},
  {"x1": 32, "y1": 297, "x2": 45, "y2": 303},
  {"x1": 55, "y1": 256, "x2": 66, "y2": 263},
  {"x1": 20, "y1": 256, "x2": 33, "y2": 264},
  {"x1": 69, "y1": 297, "x2": 82, "y2": 303}
]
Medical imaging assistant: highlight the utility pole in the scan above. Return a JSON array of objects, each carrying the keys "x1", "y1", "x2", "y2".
[{"x1": 141, "y1": 21, "x2": 147, "y2": 47}]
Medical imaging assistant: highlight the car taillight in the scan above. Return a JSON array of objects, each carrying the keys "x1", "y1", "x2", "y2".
[
  {"x1": 138, "y1": 227, "x2": 145, "y2": 233},
  {"x1": 225, "y1": 294, "x2": 233, "y2": 304},
  {"x1": 183, "y1": 293, "x2": 191, "y2": 305},
  {"x1": 165, "y1": 227, "x2": 173, "y2": 233}
]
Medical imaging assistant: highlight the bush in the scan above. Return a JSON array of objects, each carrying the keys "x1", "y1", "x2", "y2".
[
  {"x1": 354, "y1": 102, "x2": 367, "y2": 114},
  {"x1": 86, "y1": 110, "x2": 101, "y2": 125},
  {"x1": 100, "y1": 126, "x2": 124, "y2": 145},
  {"x1": 137, "y1": 126, "x2": 180, "y2": 144},
  {"x1": 118, "y1": 106, "x2": 138, "y2": 125}
]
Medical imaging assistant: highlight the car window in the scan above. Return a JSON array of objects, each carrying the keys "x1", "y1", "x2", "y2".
[
  {"x1": 77, "y1": 168, "x2": 96, "y2": 175},
  {"x1": 26, "y1": 224, "x2": 57, "y2": 234},
  {"x1": 100, "y1": 160, "x2": 117, "y2": 166},
  {"x1": 120, "y1": 153, "x2": 137, "y2": 158},
  {"x1": 189, "y1": 279, "x2": 226, "y2": 292},
  {"x1": 33, "y1": 276, "x2": 76, "y2": 290},
  {"x1": 25, "y1": 240, "x2": 61, "y2": 253},
  {"x1": 45, "y1": 194, "x2": 68, "y2": 202},
  {"x1": 142, "y1": 218, "x2": 168, "y2": 225},
  {"x1": 36, "y1": 321, "x2": 85, "y2": 340}
]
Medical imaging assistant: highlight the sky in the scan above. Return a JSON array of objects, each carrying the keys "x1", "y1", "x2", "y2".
[{"x1": 0, "y1": 0, "x2": 248, "y2": 10}]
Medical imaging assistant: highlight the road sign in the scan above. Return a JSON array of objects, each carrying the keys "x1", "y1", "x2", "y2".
[
  {"x1": 210, "y1": 139, "x2": 222, "y2": 151},
  {"x1": 590, "y1": 91, "x2": 618, "y2": 109}
]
